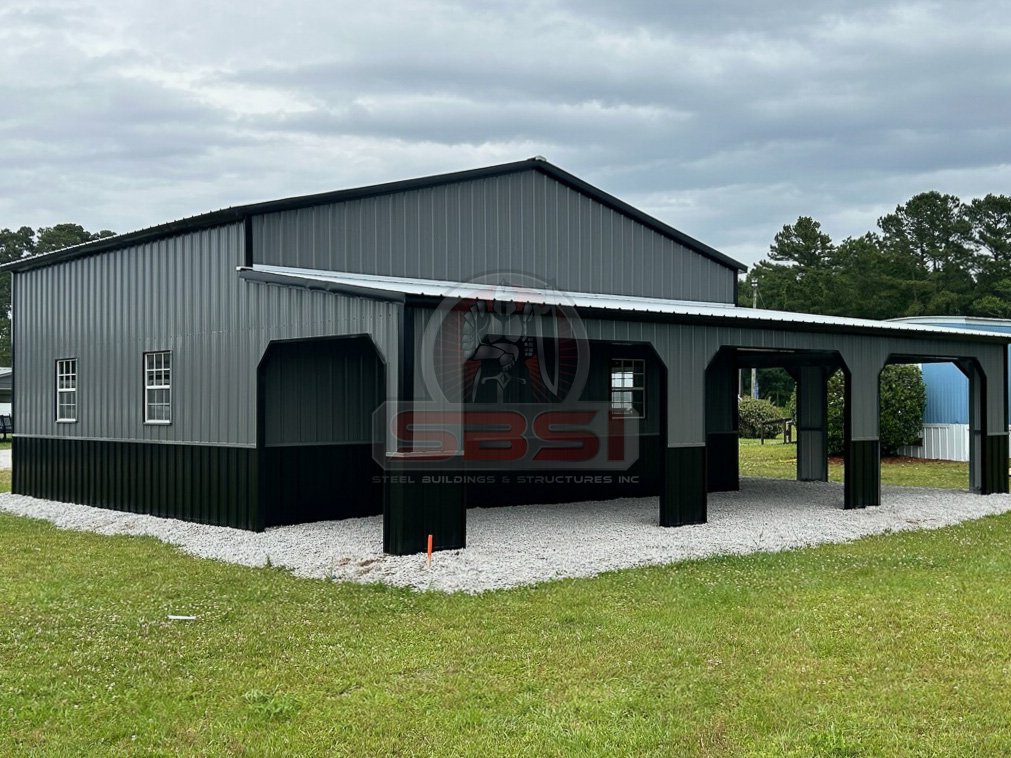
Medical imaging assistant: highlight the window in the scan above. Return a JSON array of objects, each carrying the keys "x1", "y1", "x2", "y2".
[
  {"x1": 56, "y1": 358, "x2": 77, "y2": 422},
  {"x1": 144, "y1": 351, "x2": 172, "y2": 424},
  {"x1": 610, "y1": 358, "x2": 646, "y2": 418}
]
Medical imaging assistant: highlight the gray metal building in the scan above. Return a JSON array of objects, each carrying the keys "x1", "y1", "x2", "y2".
[{"x1": 4, "y1": 158, "x2": 1008, "y2": 554}]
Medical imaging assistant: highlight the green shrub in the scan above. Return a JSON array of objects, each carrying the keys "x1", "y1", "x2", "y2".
[
  {"x1": 738, "y1": 397, "x2": 789, "y2": 438},
  {"x1": 824, "y1": 364, "x2": 926, "y2": 455},
  {"x1": 826, "y1": 371, "x2": 845, "y2": 454},
  {"x1": 878, "y1": 364, "x2": 928, "y2": 454}
]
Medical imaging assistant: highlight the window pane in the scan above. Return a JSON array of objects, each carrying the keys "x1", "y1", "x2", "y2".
[
  {"x1": 145, "y1": 354, "x2": 172, "y2": 422},
  {"x1": 56, "y1": 360, "x2": 77, "y2": 420},
  {"x1": 58, "y1": 392, "x2": 77, "y2": 420},
  {"x1": 609, "y1": 358, "x2": 645, "y2": 419}
]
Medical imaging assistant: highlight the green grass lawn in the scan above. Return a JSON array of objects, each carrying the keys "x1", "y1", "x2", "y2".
[
  {"x1": 2, "y1": 445, "x2": 1008, "y2": 754},
  {"x1": 4, "y1": 502, "x2": 1011, "y2": 754},
  {"x1": 740, "y1": 437, "x2": 972, "y2": 489}
]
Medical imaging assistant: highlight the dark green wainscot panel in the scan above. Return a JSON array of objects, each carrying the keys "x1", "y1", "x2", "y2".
[
  {"x1": 260, "y1": 444, "x2": 382, "y2": 527},
  {"x1": 844, "y1": 439, "x2": 880, "y2": 509},
  {"x1": 383, "y1": 453, "x2": 466, "y2": 556},
  {"x1": 13, "y1": 436, "x2": 261, "y2": 530},
  {"x1": 706, "y1": 431, "x2": 739, "y2": 493},
  {"x1": 661, "y1": 445, "x2": 707, "y2": 527},
  {"x1": 982, "y1": 433, "x2": 1010, "y2": 495}
]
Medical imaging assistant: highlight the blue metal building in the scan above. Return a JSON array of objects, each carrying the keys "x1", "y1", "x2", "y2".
[{"x1": 893, "y1": 317, "x2": 1011, "y2": 461}]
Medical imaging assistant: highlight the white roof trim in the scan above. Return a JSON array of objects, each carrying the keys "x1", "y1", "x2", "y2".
[
  {"x1": 245, "y1": 264, "x2": 1011, "y2": 340},
  {"x1": 891, "y1": 316, "x2": 1011, "y2": 328}
]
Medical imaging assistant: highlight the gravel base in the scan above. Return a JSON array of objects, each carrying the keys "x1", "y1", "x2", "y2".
[{"x1": 3, "y1": 479, "x2": 1011, "y2": 594}]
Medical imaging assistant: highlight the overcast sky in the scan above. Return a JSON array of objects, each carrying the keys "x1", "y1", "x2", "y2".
[{"x1": 2, "y1": 1, "x2": 1010, "y2": 267}]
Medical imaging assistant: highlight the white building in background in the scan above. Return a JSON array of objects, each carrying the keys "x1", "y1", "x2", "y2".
[{"x1": 0, "y1": 367, "x2": 11, "y2": 416}]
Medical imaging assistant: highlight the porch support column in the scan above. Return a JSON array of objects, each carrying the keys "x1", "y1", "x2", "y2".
[
  {"x1": 383, "y1": 454, "x2": 466, "y2": 555},
  {"x1": 382, "y1": 305, "x2": 468, "y2": 555},
  {"x1": 796, "y1": 366, "x2": 829, "y2": 482},
  {"x1": 705, "y1": 351, "x2": 739, "y2": 492},
  {"x1": 965, "y1": 360, "x2": 985, "y2": 492},
  {"x1": 663, "y1": 446, "x2": 707, "y2": 525},
  {"x1": 662, "y1": 357, "x2": 708, "y2": 526},
  {"x1": 843, "y1": 360, "x2": 882, "y2": 509},
  {"x1": 962, "y1": 356, "x2": 1009, "y2": 495}
]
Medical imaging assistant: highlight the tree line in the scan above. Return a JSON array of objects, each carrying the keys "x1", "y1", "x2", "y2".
[
  {"x1": 742, "y1": 191, "x2": 1011, "y2": 408},
  {"x1": 743, "y1": 192, "x2": 1011, "y2": 319}
]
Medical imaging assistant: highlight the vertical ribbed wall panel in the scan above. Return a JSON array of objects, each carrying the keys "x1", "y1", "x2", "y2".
[
  {"x1": 922, "y1": 363, "x2": 971, "y2": 424},
  {"x1": 581, "y1": 320, "x2": 1008, "y2": 447},
  {"x1": 261, "y1": 336, "x2": 382, "y2": 445},
  {"x1": 897, "y1": 423, "x2": 972, "y2": 462},
  {"x1": 983, "y1": 434, "x2": 1010, "y2": 494},
  {"x1": 11, "y1": 437, "x2": 260, "y2": 529},
  {"x1": 252, "y1": 171, "x2": 738, "y2": 304},
  {"x1": 844, "y1": 440, "x2": 881, "y2": 508},
  {"x1": 13, "y1": 222, "x2": 401, "y2": 448}
]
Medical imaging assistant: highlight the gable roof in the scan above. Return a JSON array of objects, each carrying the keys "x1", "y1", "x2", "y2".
[{"x1": 2, "y1": 158, "x2": 747, "y2": 274}]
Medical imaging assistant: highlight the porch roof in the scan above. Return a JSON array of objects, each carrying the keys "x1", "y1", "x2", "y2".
[{"x1": 238, "y1": 264, "x2": 1011, "y2": 343}]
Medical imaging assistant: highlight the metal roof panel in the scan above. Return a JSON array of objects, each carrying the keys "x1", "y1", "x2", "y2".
[{"x1": 244, "y1": 264, "x2": 1011, "y2": 341}]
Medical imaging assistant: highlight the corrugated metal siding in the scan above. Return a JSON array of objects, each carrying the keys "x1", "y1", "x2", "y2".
[
  {"x1": 13, "y1": 223, "x2": 401, "y2": 447},
  {"x1": 578, "y1": 319, "x2": 1008, "y2": 444},
  {"x1": 796, "y1": 366, "x2": 829, "y2": 481},
  {"x1": 14, "y1": 213, "x2": 1006, "y2": 453},
  {"x1": 13, "y1": 436, "x2": 260, "y2": 529},
  {"x1": 922, "y1": 363, "x2": 969, "y2": 424},
  {"x1": 411, "y1": 307, "x2": 665, "y2": 436},
  {"x1": 261, "y1": 337, "x2": 382, "y2": 445},
  {"x1": 247, "y1": 265, "x2": 1011, "y2": 340},
  {"x1": 898, "y1": 423, "x2": 971, "y2": 462},
  {"x1": 253, "y1": 170, "x2": 737, "y2": 303},
  {"x1": 262, "y1": 444, "x2": 382, "y2": 526},
  {"x1": 414, "y1": 297, "x2": 983, "y2": 442},
  {"x1": 898, "y1": 423, "x2": 1011, "y2": 466},
  {"x1": 896, "y1": 318, "x2": 1011, "y2": 424}
]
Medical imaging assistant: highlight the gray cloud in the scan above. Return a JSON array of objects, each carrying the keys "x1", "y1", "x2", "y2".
[{"x1": 2, "y1": 0, "x2": 1010, "y2": 267}]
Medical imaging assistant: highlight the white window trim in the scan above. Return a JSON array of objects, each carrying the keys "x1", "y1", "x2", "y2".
[
  {"x1": 144, "y1": 351, "x2": 172, "y2": 425},
  {"x1": 610, "y1": 358, "x2": 646, "y2": 419},
  {"x1": 56, "y1": 358, "x2": 78, "y2": 423}
]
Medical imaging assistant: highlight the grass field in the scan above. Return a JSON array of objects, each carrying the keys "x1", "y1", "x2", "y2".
[
  {"x1": 3, "y1": 507, "x2": 1011, "y2": 755},
  {"x1": 2, "y1": 444, "x2": 1007, "y2": 755},
  {"x1": 740, "y1": 437, "x2": 971, "y2": 490}
]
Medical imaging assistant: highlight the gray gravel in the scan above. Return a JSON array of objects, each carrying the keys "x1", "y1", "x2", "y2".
[{"x1": 3, "y1": 479, "x2": 1010, "y2": 593}]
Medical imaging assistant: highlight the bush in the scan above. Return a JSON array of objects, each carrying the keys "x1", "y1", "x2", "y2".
[
  {"x1": 738, "y1": 397, "x2": 789, "y2": 438},
  {"x1": 826, "y1": 371, "x2": 845, "y2": 454},
  {"x1": 878, "y1": 364, "x2": 928, "y2": 454},
  {"x1": 824, "y1": 364, "x2": 926, "y2": 455}
]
